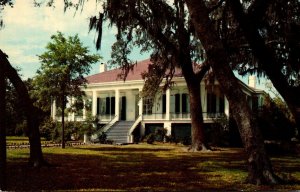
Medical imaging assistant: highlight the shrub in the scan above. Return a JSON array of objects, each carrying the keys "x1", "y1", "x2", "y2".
[
  {"x1": 98, "y1": 132, "x2": 108, "y2": 144},
  {"x1": 39, "y1": 118, "x2": 96, "y2": 142},
  {"x1": 15, "y1": 120, "x2": 27, "y2": 136},
  {"x1": 155, "y1": 128, "x2": 168, "y2": 142},
  {"x1": 146, "y1": 133, "x2": 156, "y2": 144},
  {"x1": 39, "y1": 118, "x2": 56, "y2": 141},
  {"x1": 165, "y1": 135, "x2": 179, "y2": 144},
  {"x1": 182, "y1": 136, "x2": 191, "y2": 146}
]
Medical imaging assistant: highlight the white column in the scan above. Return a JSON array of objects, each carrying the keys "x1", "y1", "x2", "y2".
[
  {"x1": 200, "y1": 84, "x2": 207, "y2": 112},
  {"x1": 71, "y1": 97, "x2": 75, "y2": 121},
  {"x1": 83, "y1": 99, "x2": 86, "y2": 120},
  {"x1": 164, "y1": 122, "x2": 172, "y2": 136},
  {"x1": 224, "y1": 97, "x2": 229, "y2": 117},
  {"x1": 115, "y1": 89, "x2": 120, "y2": 120},
  {"x1": 92, "y1": 91, "x2": 97, "y2": 116},
  {"x1": 51, "y1": 99, "x2": 57, "y2": 121},
  {"x1": 166, "y1": 88, "x2": 170, "y2": 120},
  {"x1": 139, "y1": 98, "x2": 143, "y2": 116},
  {"x1": 139, "y1": 88, "x2": 143, "y2": 116}
]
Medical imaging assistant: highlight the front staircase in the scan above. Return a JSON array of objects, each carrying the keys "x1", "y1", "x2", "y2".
[{"x1": 106, "y1": 121, "x2": 135, "y2": 144}]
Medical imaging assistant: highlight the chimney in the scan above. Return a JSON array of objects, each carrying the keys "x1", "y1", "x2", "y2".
[
  {"x1": 99, "y1": 63, "x2": 107, "y2": 73},
  {"x1": 248, "y1": 75, "x2": 256, "y2": 88}
]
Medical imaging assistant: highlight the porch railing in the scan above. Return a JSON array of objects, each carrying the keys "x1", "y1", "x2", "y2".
[
  {"x1": 57, "y1": 112, "x2": 226, "y2": 122},
  {"x1": 142, "y1": 113, "x2": 166, "y2": 120},
  {"x1": 97, "y1": 114, "x2": 115, "y2": 122},
  {"x1": 128, "y1": 115, "x2": 143, "y2": 143},
  {"x1": 170, "y1": 113, "x2": 191, "y2": 120},
  {"x1": 142, "y1": 112, "x2": 226, "y2": 121}
]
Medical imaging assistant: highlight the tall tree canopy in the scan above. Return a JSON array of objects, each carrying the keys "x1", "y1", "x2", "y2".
[
  {"x1": 81, "y1": 0, "x2": 280, "y2": 183},
  {"x1": 32, "y1": 32, "x2": 101, "y2": 148},
  {"x1": 89, "y1": 0, "x2": 210, "y2": 150},
  {"x1": 210, "y1": 0, "x2": 300, "y2": 135},
  {"x1": 186, "y1": 0, "x2": 281, "y2": 184}
]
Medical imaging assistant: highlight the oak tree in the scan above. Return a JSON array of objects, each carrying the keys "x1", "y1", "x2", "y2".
[
  {"x1": 89, "y1": 0, "x2": 210, "y2": 151},
  {"x1": 186, "y1": 0, "x2": 281, "y2": 184}
]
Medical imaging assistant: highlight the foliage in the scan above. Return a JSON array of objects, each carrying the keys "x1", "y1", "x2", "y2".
[
  {"x1": 145, "y1": 128, "x2": 169, "y2": 144},
  {"x1": 39, "y1": 118, "x2": 56, "y2": 141},
  {"x1": 214, "y1": 0, "x2": 300, "y2": 135},
  {"x1": 31, "y1": 31, "x2": 101, "y2": 112},
  {"x1": 257, "y1": 96, "x2": 296, "y2": 141},
  {"x1": 39, "y1": 118, "x2": 95, "y2": 142},
  {"x1": 0, "y1": 0, "x2": 13, "y2": 28},
  {"x1": 5, "y1": 80, "x2": 24, "y2": 135},
  {"x1": 210, "y1": 0, "x2": 300, "y2": 85},
  {"x1": 145, "y1": 133, "x2": 155, "y2": 144},
  {"x1": 5, "y1": 76, "x2": 47, "y2": 136},
  {"x1": 31, "y1": 31, "x2": 100, "y2": 147},
  {"x1": 80, "y1": 112, "x2": 97, "y2": 136},
  {"x1": 98, "y1": 132, "x2": 108, "y2": 144},
  {"x1": 87, "y1": 0, "x2": 210, "y2": 149},
  {"x1": 88, "y1": 0, "x2": 208, "y2": 102}
]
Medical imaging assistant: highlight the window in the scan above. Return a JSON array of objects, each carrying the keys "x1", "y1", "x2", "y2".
[
  {"x1": 219, "y1": 95, "x2": 225, "y2": 113},
  {"x1": 111, "y1": 97, "x2": 115, "y2": 114},
  {"x1": 207, "y1": 92, "x2": 216, "y2": 113},
  {"x1": 252, "y1": 96, "x2": 258, "y2": 111},
  {"x1": 143, "y1": 98, "x2": 153, "y2": 114},
  {"x1": 175, "y1": 93, "x2": 180, "y2": 113},
  {"x1": 182, "y1": 93, "x2": 188, "y2": 113},
  {"x1": 105, "y1": 97, "x2": 110, "y2": 114},
  {"x1": 97, "y1": 98, "x2": 100, "y2": 115},
  {"x1": 162, "y1": 94, "x2": 166, "y2": 113}
]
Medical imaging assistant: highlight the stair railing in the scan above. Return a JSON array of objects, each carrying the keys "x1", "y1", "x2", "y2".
[
  {"x1": 91, "y1": 115, "x2": 118, "y2": 140},
  {"x1": 127, "y1": 115, "x2": 142, "y2": 143},
  {"x1": 101, "y1": 115, "x2": 119, "y2": 133}
]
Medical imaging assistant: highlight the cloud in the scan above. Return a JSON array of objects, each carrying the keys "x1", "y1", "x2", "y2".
[{"x1": 0, "y1": 0, "x2": 149, "y2": 79}]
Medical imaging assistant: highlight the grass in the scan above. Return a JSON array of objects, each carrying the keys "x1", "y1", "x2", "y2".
[
  {"x1": 6, "y1": 143, "x2": 300, "y2": 191},
  {"x1": 7, "y1": 136, "x2": 46, "y2": 145}
]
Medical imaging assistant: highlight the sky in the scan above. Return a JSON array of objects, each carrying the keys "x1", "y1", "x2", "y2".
[
  {"x1": 0, "y1": 0, "x2": 272, "y2": 93},
  {"x1": 0, "y1": 0, "x2": 149, "y2": 79}
]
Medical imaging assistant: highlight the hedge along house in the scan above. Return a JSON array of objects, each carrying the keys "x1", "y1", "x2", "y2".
[{"x1": 51, "y1": 59, "x2": 265, "y2": 144}]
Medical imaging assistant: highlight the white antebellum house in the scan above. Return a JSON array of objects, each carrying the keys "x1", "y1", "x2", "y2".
[{"x1": 51, "y1": 59, "x2": 265, "y2": 144}]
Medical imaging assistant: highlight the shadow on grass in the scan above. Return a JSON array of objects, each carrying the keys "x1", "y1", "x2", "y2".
[
  {"x1": 7, "y1": 145, "x2": 300, "y2": 191},
  {"x1": 80, "y1": 146, "x2": 173, "y2": 152}
]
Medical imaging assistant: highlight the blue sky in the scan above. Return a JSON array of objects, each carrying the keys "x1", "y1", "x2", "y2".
[
  {"x1": 0, "y1": 1, "x2": 272, "y2": 93},
  {"x1": 0, "y1": 1, "x2": 149, "y2": 79}
]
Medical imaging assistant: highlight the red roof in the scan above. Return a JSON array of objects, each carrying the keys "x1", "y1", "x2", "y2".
[{"x1": 86, "y1": 58, "x2": 183, "y2": 84}]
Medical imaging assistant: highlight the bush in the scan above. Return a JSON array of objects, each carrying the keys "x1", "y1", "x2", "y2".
[
  {"x1": 182, "y1": 136, "x2": 191, "y2": 146},
  {"x1": 39, "y1": 118, "x2": 96, "y2": 142},
  {"x1": 155, "y1": 128, "x2": 168, "y2": 142},
  {"x1": 165, "y1": 135, "x2": 179, "y2": 144},
  {"x1": 98, "y1": 132, "x2": 108, "y2": 144},
  {"x1": 146, "y1": 133, "x2": 156, "y2": 144},
  {"x1": 39, "y1": 118, "x2": 56, "y2": 141},
  {"x1": 15, "y1": 120, "x2": 27, "y2": 136}
]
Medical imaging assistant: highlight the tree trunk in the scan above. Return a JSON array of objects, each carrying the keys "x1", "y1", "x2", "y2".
[
  {"x1": 187, "y1": 79, "x2": 207, "y2": 151},
  {"x1": 227, "y1": 0, "x2": 300, "y2": 138},
  {"x1": 0, "y1": 52, "x2": 7, "y2": 191},
  {"x1": 0, "y1": 50, "x2": 45, "y2": 167},
  {"x1": 61, "y1": 89, "x2": 66, "y2": 149},
  {"x1": 185, "y1": 0, "x2": 281, "y2": 184}
]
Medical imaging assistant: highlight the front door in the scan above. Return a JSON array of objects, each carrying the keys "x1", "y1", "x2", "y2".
[{"x1": 121, "y1": 96, "x2": 126, "y2": 120}]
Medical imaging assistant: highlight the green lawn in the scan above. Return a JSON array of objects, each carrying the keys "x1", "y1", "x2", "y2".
[
  {"x1": 6, "y1": 143, "x2": 300, "y2": 191},
  {"x1": 7, "y1": 136, "x2": 46, "y2": 145}
]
